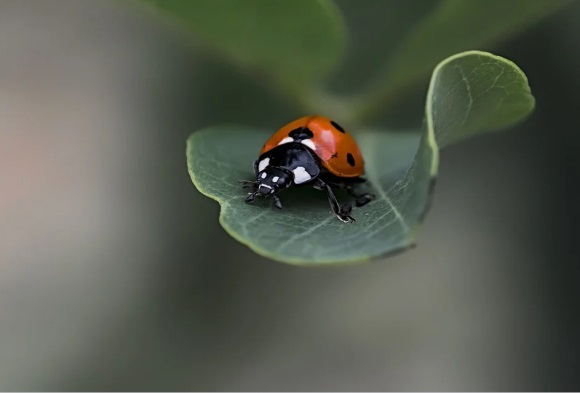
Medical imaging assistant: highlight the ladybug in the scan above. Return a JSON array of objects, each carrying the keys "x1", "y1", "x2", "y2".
[{"x1": 239, "y1": 115, "x2": 374, "y2": 223}]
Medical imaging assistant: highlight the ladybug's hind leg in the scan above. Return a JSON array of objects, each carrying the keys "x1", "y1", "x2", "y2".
[
  {"x1": 313, "y1": 179, "x2": 355, "y2": 223},
  {"x1": 323, "y1": 176, "x2": 375, "y2": 207},
  {"x1": 347, "y1": 186, "x2": 374, "y2": 207}
]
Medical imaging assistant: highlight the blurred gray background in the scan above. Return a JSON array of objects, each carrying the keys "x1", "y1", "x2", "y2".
[{"x1": 1, "y1": 0, "x2": 579, "y2": 390}]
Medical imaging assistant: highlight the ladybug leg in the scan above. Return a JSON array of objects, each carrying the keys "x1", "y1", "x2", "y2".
[
  {"x1": 313, "y1": 179, "x2": 355, "y2": 223},
  {"x1": 245, "y1": 191, "x2": 257, "y2": 203},
  {"x1": 272, "y1": 195, "x2": 283, "y2": 209},
  {"x1": 238, "y1": 179, "x2": 259, "y2": 189},
  {"x1": 346, "y1": 186, "x2": 374, "y2": 207},
  {"x1": 339, "y1": 202, "x2": 354, "y2": 216},
  {"x1": 326, "y1": 179, "x2": 375, "y2": 207}
]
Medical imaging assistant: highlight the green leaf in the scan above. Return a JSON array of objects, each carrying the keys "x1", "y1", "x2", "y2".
[
  {"x1": 428, "y1": 51, "x2": 535, "y2": 147},
  {"x1": 356, "y1": 0, "x2": 568, "y2": 119},
  {"x1": 138, "y1": 0, "x2": 346, "y2": 85},
  {"x1": 186, "y1": 51, "x2": 534, "y2": 266}
]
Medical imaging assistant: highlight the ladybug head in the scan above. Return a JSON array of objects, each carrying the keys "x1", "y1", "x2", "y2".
[{"x1": 256, "y1": 167, "x2": 292, "y2": 196}]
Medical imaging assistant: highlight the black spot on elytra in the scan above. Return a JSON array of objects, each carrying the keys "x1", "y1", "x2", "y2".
[
  {"x1": 289, "y1": 127, "x2": 314, "y2": 140},
  {"x1": 346, "y1": 153, "x2": 355, "y2": 167},
  {"x1": 330, "y1": 120, "x2": 345, "y2": 133}
]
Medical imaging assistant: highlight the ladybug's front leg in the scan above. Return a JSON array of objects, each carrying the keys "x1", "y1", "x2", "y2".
[
  {"x1": 239, "y1": 180, "x2": 259, "y2": 203},
  {"x1": 272, "y1": 195, "x2": 283, "y2": 209},
  {"x1": 312, "y1": 179, "x2": 355, "y2": 223},
  {"x1": 238, "y1": 179, "x2": 258, "y2": 189}
]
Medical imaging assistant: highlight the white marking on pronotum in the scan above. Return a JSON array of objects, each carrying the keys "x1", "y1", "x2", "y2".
[
  {"x1": 301, "y1": 139, "x2": 316, "y2": 151},
  {"x1": 278, "y1": 137, "x2": 293, "y2": 145},
  {"x1": 259, "y1": 184, "x2": 272, "y2": 189},
  {"x1": 261, "y1": 172, "x2": 267, "y2": 179},
  {"x1": 258, "y1": 158, "x2": 270, "y2": 172},
  {"x1": 272, "y1": 176, "x2": 280, "y2": 183},
  {"x1": 292, "y1": 167, "x2": 312, "y2": 184}
]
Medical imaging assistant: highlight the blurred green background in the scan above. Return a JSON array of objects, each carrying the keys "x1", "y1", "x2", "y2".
[{"x1": 1, "y1": 0, "x2": 579, "y2": 390}]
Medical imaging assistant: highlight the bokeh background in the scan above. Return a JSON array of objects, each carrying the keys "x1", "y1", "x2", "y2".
[{"x1": 1, "y1": 0, "x2": 579, "y2": 390}]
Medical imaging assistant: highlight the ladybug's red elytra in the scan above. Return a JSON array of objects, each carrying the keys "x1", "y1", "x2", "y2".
[{"x1": 239, "y1": 115, "x2": 374, "y2": 223}]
